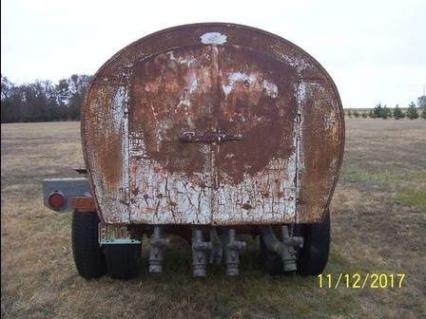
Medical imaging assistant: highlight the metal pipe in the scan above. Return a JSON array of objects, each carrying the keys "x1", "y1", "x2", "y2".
[
  {"x1": 192, "y1": 228, "x2": 212, "y2": 277},
  {"x1": 280, "y1": 226, "x2": 297, "y2": 272},
  {"x1": 224, "y1": 229, "x2": 246, "y2": 276},
  {"x1": 259, "y1": 225, "x2": 302, "y2": 272},
  {"x1": 149, "y1": 226, "x2": 168, "y2": 273}
]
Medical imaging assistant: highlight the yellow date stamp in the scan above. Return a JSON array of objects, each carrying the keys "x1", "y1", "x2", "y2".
[{"x1": 318, "y1": 273, "x2": 405, "y2": 289}]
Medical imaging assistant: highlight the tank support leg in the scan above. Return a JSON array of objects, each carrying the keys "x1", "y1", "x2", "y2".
[
  {"x1": 224, "y1": 229, "x2": 246, "y2": 276},
  {"x1": 192, "y1": 228, "x2": 212, "y2": 277},
  {"x1": 149, "y1": 226, "x2": 168, "y2": 273},
  {"x1": 260, "y1": 225, "x2": 303, "y2": 272}
]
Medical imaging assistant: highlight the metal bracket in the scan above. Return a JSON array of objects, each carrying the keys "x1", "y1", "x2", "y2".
[
  {"x1": 42, "y1": 177, "x2": 90, "y2": 212},
  {"x1": 98, "y1": 224, "x2": 141, "y2": 245}
]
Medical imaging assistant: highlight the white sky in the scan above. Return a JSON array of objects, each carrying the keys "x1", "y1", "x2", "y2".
[{"x1": 1, "y1": 0, "x2": 425, "y2": 108}]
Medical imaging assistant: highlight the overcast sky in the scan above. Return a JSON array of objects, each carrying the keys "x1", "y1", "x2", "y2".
[{"x1": 2, "y1": 0, "x2": 425, "y2": 108}]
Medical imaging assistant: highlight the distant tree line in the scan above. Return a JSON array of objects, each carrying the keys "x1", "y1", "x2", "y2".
[
  {"x1": 346, "y1": 102, "x2": 426, "y2": 120},
  {"x1": 1, "y1": 74, "x2": 92, "y2": 123},
  {"x1": 2, "y1": 74, "x2": 426, "y2": 122}
]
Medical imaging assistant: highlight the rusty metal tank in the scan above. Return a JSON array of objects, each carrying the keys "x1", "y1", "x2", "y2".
[{"x1": 81, "y1": 23, "x2": 345, "y2": 226}]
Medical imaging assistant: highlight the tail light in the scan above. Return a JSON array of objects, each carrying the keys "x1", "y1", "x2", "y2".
[{"x1": 48, "y1": 191, "x2": 65, "y2": 210}]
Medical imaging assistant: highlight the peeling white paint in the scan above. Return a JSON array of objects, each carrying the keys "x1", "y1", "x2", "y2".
[
  {"x1": 168, "y1": 51, "x2": 197, "y2": 66},
  {"x1": 214, "y1": 156, "x2": 298, "y2": 224},
  {"x1": 324, "y1": 113, "x2": 334, "y2": 130},
  {"x1": 189, "y1": 76, "x2": 198, "y2": 93},
  {"x1": 200, "y1": 32, "x2": 227, "y2": 45},
  {"x1": 295, "y1": 81, "x2": 307, "y2": 106},
  {"x1": 222, "y1": 72, "x2": 278, "y2": 98},
  {"x1": 279, "y1": 53, "x2": 311, "y2": 75},
  {"x1": 223, "y1": 85, "x2": 233, "y2": 95},
  {"x1": 128, "y1": 126, "x2": 300, "y2": 224},
  {"x1": 112, "y1": 86, "x2": 131, "y2": 215},
  {"x1": 295, "y1": 81, "x2": 306, "y2": 175},
  {"x1": 229, "y1": 72, "x2": 256, "y2": 82},
  {"x1": 262, "y1": 80, "x2": 278, "y2": 98},
  {"x1": 176, "y1": 97, "x2": 191, "y2": 109},
  {"x1": 223, "y1": 72, "x2": 257, "y2": 96},
  {"x1": 111, "y1": 86, "x2": 126, "y2": 131},
  {"x1": 129, "y1": 159, "x2": 212, "y2": 224}
]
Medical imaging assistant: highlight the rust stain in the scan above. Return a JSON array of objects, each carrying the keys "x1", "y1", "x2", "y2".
[
  {"x1": 81, "y1": 23, "x2": 345, "y2": 225},
  {"x1": 130, "y1": 46, "x2": 214, "y2": 176}
]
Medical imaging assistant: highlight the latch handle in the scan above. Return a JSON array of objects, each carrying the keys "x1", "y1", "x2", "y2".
[{"x1": 179, "y1": 131, "x2": 243, "y2": 144}]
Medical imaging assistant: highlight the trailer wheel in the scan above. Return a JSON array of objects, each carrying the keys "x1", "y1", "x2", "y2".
[
  {"x1": 104, "y1": 244, "x2": 141, "y2": 279},
  {"x1": 259, "y1": 236, "x2": 283, "y2": 275},
  {"x1": 72, "y1": 210, "x2": 106, "y2": 279},
  {"x1": 296, "y1": 209, "x2": 330, "y2": 276}
]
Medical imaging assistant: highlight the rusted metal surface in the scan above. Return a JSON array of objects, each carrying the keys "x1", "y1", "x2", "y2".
[{"x1": 81, "y1": 23, "x2": 344, "y2": 225}]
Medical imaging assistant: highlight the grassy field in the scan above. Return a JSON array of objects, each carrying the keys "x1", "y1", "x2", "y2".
[{"x1": 1, "y1": 119, "x2": 426, "y2": 318}]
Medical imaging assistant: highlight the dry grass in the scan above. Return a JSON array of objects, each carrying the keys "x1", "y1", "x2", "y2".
[{"x1": 1, "y1": 119, "x2": 426, "y2": 318}]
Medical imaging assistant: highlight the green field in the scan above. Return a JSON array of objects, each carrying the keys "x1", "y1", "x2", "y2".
[{"x1": 1, "y1": 119, "x2": 425, "y2": 318}]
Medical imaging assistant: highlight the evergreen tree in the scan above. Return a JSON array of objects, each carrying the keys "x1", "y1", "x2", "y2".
[
  {"x1": 421, "y1": 108, "x2": 426, "y2": 120},
  {"x1": 353, "y1": 110, "x2": 360, "y2": 118},
  {"x1": 347, "y1": 110, "x2": 352, "y2": 118},
  {"x1": 373, "y1": 103, "x2": 383, "y2": 118},
  {"x1": 361, "y1": 112, "x2": 368, "y2": 118},
  {"x1": 393, "y1": 104, "x2": 404, "y2": 119},
  {"x1": 406, "y1": 102, "x2": 419, "y2": 119},
  {"x1": 382, "y1": 105, "x2": 392, "y2": 119}
]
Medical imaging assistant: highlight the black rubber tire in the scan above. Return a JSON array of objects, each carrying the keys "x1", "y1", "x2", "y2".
[
  {"x1": 259, "y1": 236, "x2": 283, "y2": 275},
  {"x1": 72, "y1": 210, "x2": 106, "y2": 279},
  {"x1": 104, "y1": 244, "x2": 141, "y2": 280},
  {"x1": 296, "y1": 209, "x2": 331, "y2": 276}
]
